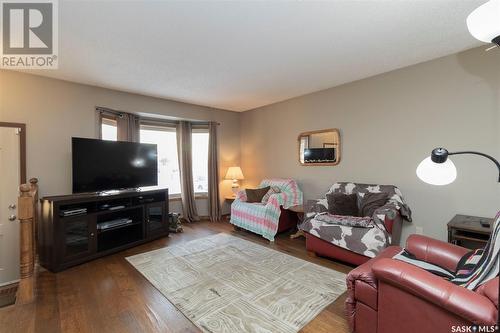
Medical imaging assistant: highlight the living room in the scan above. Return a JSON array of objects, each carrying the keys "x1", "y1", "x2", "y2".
[{"x1": 0, "y1": 1, "x2": 499, "y2": 333}]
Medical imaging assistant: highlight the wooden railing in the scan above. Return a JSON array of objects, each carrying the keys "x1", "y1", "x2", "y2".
[{"x1": 16, "y1": 178, "x2": 38, "y2": 305}]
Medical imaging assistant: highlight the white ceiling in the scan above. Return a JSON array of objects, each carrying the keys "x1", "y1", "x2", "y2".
[{"x1": 27, "y1": 0, "x2": 486, "y2": 111}]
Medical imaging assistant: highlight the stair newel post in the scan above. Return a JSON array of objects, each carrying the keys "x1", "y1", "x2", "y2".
[
  {"x1": 16, "y1": 183, "x2": 35, "y2": 304},
  {"x1": 29, "y1": 178, "x2": 39, "y2": 259}
]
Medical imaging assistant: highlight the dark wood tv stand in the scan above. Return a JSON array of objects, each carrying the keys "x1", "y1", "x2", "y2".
[{"x1": 39, "y1": 188, "x2": 169, "y2": 272}]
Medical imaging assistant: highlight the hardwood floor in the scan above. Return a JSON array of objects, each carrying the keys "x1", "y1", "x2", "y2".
[{"x1": 0, "y1": 220, "x2": 353, "y2": 333}]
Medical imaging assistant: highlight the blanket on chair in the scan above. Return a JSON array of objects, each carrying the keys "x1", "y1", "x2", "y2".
[
  {"x1": 230, "y1": 178, "x2": 303, "y2": 241},
  {"x1": 394, "y1": 211, "x2": 500, "y2": 290},
  {"x1": 299, "y1": 182, "x2": 412, "y2": 258}
]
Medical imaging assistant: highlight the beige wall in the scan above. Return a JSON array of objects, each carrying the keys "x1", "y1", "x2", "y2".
[
  {"x1": 240, "y1": 47, "x2": 500, "y2": 243},
  {"x1": 1, "y1": 46, "x2": 498, "y2": 240},
  {"x1": 0, "y1": 70, "x2": 241, "y2": 215}
]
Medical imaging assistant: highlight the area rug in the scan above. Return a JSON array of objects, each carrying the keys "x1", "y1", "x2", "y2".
[{"x1": 126, "y1": 233, "x2": 346, "y2": 333}]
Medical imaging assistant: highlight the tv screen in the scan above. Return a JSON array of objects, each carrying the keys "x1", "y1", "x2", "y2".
[
  {"x1": 72, "y1": 137, "x2": 158, "y2": 193},
  {"x1": 304, "y1": 148, "x2": 336, "y2": 163}
]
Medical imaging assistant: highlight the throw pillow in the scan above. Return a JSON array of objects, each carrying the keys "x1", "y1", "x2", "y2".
[
  {"x1": 246, "y1": 186, "x2": 271, "y2": 203},
  {"x1": 358, "y1": 192, "x2": 388, "y2": 217},
  {"x1": 326, "y1": 193, "x2": 359, "y2": 216},
  {"x1": 261, "y1": 186, "x2": 281, "y2": 204}
]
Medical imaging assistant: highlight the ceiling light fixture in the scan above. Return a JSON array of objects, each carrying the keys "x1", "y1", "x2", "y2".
[{"x1": 467, "y1": 0, "x2": 500, "y2": 49}]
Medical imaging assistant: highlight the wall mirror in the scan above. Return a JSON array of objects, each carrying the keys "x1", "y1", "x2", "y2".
[{"x1": 298, "y1": 129, "x2": 341, "y2": 166}]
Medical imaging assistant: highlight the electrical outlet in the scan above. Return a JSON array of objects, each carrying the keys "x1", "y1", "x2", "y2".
[{"x1": 415, "y1": 226, "x2": 423, "y2": 235}]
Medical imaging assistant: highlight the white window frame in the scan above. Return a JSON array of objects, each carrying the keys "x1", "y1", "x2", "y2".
[{"x1": 139, "y1": 123, "x2": 181, "y2": 199}]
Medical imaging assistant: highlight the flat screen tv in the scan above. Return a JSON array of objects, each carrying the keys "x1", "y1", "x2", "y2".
[
  {"x1": 303, "y1": 148, "x2": 336, "y2": 163},
  {"x1": 72, "y1": 137, "x2": 158, "y2": 193}
]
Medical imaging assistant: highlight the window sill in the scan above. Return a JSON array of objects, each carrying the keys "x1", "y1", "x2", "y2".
[{"x1": 169, "y1": 193, "x2": 208, "y2": 201}]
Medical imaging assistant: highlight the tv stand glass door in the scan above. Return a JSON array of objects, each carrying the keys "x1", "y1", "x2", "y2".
[
  {"x1": 60, "y1": 215, "x2": 96, "y2": 262},
  {"x1": 145, "y1": 202, "x2": 168, "y2": 239}
]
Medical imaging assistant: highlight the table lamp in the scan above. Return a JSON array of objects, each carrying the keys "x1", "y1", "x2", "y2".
[{"x1": 225, "y1": 167, "x2": 244, "y2": 194}]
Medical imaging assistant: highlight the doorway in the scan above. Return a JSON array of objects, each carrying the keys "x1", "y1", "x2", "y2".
[{"x1": 0, "y1": 122, "x2": 26, "y2": 306}]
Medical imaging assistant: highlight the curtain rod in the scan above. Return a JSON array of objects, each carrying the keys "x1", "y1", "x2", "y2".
[
  {"x1": 97, "y1": 106, "x2": 125, "y2": 118},
  {"x1": 96, "y1": 106, "x2": 220, "y2": 125}
]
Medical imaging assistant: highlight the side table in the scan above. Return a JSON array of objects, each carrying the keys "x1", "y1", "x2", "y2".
[
  {"x1": 224, "y1": 196, "x2": 236, "y2": 221},
  {"x1": 447, "y1": 214, "x2": 493, "y2": 250}
]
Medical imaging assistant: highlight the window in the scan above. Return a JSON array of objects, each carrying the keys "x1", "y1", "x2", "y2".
[
  {"x1": 139, "y1": 124, "x2": 209, "y2": 196},
  {"x1": 140, "y1": 125, "x2": 181, "y2": 195},
  {"x1": 101, "y1": 117, "x2": 117, "y2": 141},
  {"x1": 192, "y1": 129, "x2": 209, "y2": 193}
]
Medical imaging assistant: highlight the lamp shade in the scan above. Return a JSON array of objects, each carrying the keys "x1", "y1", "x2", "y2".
[
  {"x1": 466, "y1": 0, "x2": 500, "y2": 43},
  {"x1": 225, "y1": 166, "x2": 244, "y2": 180},
  {"x1": 416, "y1": 157, "x2": 457, "y2": 186}
]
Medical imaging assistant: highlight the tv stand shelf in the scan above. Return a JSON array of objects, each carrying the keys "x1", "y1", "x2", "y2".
[{"x1": 39, "y1": 188, "x2": 169, "y2": 272}]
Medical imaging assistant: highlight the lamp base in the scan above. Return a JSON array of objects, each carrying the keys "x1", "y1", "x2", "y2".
[{"x1": 231, "y1": 180, "x2": 240, "y2": 195}]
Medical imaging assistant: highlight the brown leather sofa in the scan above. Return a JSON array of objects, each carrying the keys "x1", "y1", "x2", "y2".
[{"x1": 346, "y1": 234, "x2": 499, "y2": 333}]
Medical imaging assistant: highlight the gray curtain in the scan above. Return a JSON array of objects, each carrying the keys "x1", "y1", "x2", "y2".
[
  {"x1": 97, "y1": 108, "x2": 140, "y2": 142},
  {"x1": 126, "y1": 114, "x2": 140, "y2": 142},
  {"x1": 177, "y1": 121, "x2": 199, "y2": 222},
  {"x1": 208, "y1": 122, "x2": 221, "y2": 221},
  {"x1": 118, "y1": 113, "x2": 140, "y2": 142}
]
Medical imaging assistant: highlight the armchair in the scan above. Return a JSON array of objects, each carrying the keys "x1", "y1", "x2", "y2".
[
  {"x1": 346, "y1": 234, "x2": 498, "y2": 333},
  {"x1": 300, "y1": 182, "x2": 412, "y2": 265},
  {"x1": 230, "y1": 178, "x2": 303, "y2": 241}
]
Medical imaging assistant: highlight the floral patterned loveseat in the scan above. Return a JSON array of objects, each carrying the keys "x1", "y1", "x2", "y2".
[{"x1": 299, "y1": 182, "x2": 412, "y2": 265}]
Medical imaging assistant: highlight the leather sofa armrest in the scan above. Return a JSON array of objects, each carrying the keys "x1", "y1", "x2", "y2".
[
  {"x1": 372, "y1": 258, "x2": 497, "y2": 325},
  {"x1": 345, "y1": 246, "x2": 403, "y2": 331},
  {"x1": 406, "y1": 234, "x2": 469, "y2": 272}
]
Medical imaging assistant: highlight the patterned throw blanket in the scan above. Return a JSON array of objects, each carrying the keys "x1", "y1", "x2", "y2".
[
  {"x1": 314, "y1": 213, "x2": 374, "y2": 228},
  {"x1": 394, "y1": 211, "x2": 500, "y2": 290},
  {"x1": 299, "y1": 182, "x2": 412, "y2": 258},
  {"x1": 231, "y1": 178, "x2": 303, "y2": 241}
]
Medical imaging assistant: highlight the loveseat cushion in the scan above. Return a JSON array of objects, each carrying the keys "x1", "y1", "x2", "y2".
[{"x1": 476, "y1": 277, "x2": 499, "y2": 308}]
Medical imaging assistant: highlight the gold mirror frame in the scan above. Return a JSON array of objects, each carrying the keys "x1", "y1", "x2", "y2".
[{"x1": 298, "y1": 128, "x2": 341, "y2": 166}]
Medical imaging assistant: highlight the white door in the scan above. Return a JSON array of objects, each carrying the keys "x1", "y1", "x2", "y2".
[{"x1": 0, "y1": 127, "x2": 21, "y2": 286}]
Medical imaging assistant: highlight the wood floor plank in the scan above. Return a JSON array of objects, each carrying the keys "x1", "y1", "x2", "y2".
[{"x1": 0, "y1": 220, "x2": 352, "y2": 333}]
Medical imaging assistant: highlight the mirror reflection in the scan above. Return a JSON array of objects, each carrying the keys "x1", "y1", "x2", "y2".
[{"x1": 299, "y1": 129, "x2": 340, "y2": 165}]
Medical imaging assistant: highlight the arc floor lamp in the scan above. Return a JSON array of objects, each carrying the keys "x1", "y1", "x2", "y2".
[
  {"x1": 417, "y1": 0, "x2": 500, "y2": 187},
  {"x1": 416, "y1": 0, "x2": 500, "y2": 189},
  {"x1": 416, "y1": 148, "x2": 500, "y2": 187}
]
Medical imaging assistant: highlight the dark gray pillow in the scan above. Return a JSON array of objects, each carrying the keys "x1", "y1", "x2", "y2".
[
  {"x1": 359, "y1": 192, "x2": 388, "y2": 217},
  {"x1": 246, "y1": 186, "x2": 270, "y2": 203},
  {"x1": 326, "y1": 193, "x2": 359, "y2": 216}
]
